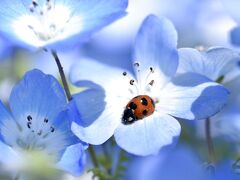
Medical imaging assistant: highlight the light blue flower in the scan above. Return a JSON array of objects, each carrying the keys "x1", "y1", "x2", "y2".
[
  {"x1": 125, "y1": 146, "x2": 208, "y2": 180},
  {"x1": 0, "y1": 69, "x2": 86, "y2": 176},
  {"x1": 221, "y1": 0, "x2": 240, "y2": 46},
  {"x1": 125, "y1": 145, "x2": 240, "y2": 180},
  {"x1": 0, "y1": 0, "x2": 128, "y2": 50},
  {"x1": 69, "y1": 15, "x2": 229, "y2": 156},
  {"x1": 178, "y1": 47, "x2": 240, "y2": 140}
]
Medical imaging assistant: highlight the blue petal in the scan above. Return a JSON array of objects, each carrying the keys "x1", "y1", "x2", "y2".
[
  {"x1": 56, "y1": 143, "x2": 87, "y2": 176},
  {"x1": 159, "y1": 73, "x2": 229, "y2": 120},
  {"x1": 0, "y1": 0, "x2": 128, "y2": 50},
  {"x1": 134, "y1": 15, "x2": 178, "y2": 83},
  {"x1": 114, "y1": 114, "x2": 181, "y2": 156},
  {"x1": 178, "y1": 47, "x2": 240, "y2": 81},
  {"x1": 70, "y1": 88, "x2": 122, "y2": 145},
  {"x1": 231, "y1": 26, "x2": 240, "y2": 46},
  {"x1": 9, "y1": 69, "x2": 67, "y2": 123}
]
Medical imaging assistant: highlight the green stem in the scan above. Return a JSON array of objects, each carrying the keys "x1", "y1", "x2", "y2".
[
  {"x1": 51, "y1": 50, "x2": 100, "y2": 170},
  {"x1": 205, "y1": 118, "x2": 216, "y2": 164},
  {"x1": 51, "y1": 50, "x2": 72, "y2": 101},
  {"x1": 89, "y1": 145, "x2": 100, "y2": 168}
]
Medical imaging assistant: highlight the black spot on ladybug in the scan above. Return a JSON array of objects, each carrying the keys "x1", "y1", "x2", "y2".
[
  {"x1": 129, "y1": 102, "x2": 137, "y2": 110},
  {"x1": 141, "y1": 98, "x2": 148, "y2": 106},
  {"x1": 142, "y1": 110, "x2": 148, "y2": 116},
  {"x1": 122, "y1": 95, "x2": 155, "y2": 125}
]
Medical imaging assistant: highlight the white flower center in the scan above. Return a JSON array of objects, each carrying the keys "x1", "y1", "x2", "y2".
[
  {"x1": 1, "y1": 114, "x2": 69, "y2": 158},
  {"x1": 12, "y1": 0, "x2": 83, "y2": 47},
  {"x1": 122, "y1": 61, "x2": 156, "y2": 96}
]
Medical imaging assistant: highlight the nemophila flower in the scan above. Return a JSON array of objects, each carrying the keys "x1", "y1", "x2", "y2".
[
  {"x1": 69, "y1": 15, "x2": 229, "y2": 156},
  {"x1": 125, "y1": 146, "x2": 208, "y2": 180},
  {"x1": 0, "y1": 0, "x2": 128, "y2": 50},
  {"x1": 221, "y1": 0, "x2": 240, "y2": 46},
  {"x1": 178, "y1": 47, "x2": 240, "y2": 140},
  {"x1": 0, "y1": 69, "x2": 86, "y2": 176}
]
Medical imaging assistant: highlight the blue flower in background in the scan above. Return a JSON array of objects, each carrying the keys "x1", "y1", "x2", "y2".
[
  {"x1": 125, "y1": 146, "x2": 207, "y2": 180},
  {"x1": 178, "y1": 47, "x2": 240, "y2": 141},
  {"x1": 221, "y1": 0, "x2": 240, "y2": 46},
  {"x1": 125, "y1": 145, "x2": 240, "y2": 180},
  {"x1": 69, "y1": 15, "x2": 229, "y2": 156},
  {"x1": 0, "y1": 0, "x2": 128, "y2": 50},
  {"x1": 0, "y1": 69, "x2": 86, "y2": 176}
]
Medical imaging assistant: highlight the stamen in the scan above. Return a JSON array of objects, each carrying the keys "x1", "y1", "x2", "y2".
[
  {"x1": 130, "y1": 79, "x2": 135, "y2": 85},
  {"x1": 50, "y1": 126, "x2": 55, "y2": 133},
  {"x1": 149, "y1": 80, "x2": 154, "y2": 86},
  {"x1": 27, "y1": 122, "x2": 32, "y2": 129},
  {"x1": 37, "y1": 130, "x2": 43, "y2": 136},
  {"x1": 150, "y1": 67, "x2": 154, "y2": 73},
  {"x1": 27, "y1": 115, "x2": 32, "y2": 121},
  {"x1": 32, "y1": 0, "x2": 38, "y2": 7},
  {"x1": 122, "y1": 72, "x2": 127, "y2": 76},
  {"x1": 44, "y1": 118, "x2": 49, "y2": 123}
]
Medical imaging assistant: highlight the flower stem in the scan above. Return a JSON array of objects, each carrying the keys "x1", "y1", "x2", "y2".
[
  {"x1": 51, "y1": 50, "x2": 100, "y2": 170},
  {"x1": 51, "y1": 50, "x2": 72, "y2": 101},
  {"x1": 89, "y1": 145, "x2": 99, "y2": 168},
  {"x1": 205, "y1": 118, "x2": 216, "y2": 164}
]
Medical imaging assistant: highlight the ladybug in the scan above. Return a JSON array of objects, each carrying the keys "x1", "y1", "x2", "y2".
[{"x1": 122, "y1": 95, "x2": 155, "y2": 125}]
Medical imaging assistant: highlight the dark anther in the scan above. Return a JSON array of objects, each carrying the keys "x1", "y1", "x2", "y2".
[
  {"x1": 44, "y1": 118, "x2": 49, "y2": 123},
  {"x1": 150, "y1": 67, "x2": 154, "y2": 73},
  {"x1": 37, "y1": 130, "x2": 42, "y2": 136},
  {"x1": 50, "y1": 126, "x2": 55, "y2": 133},
  {"x1": 32, "y1": 1, "x2": 38, "y2": 7},
  {"x1": 123, "y1": 72, "x2": 127, "y2": 76},
  {"x1": 27, "y1": 115, "x2": 32, "y2": 121},
  {"x1": 27, "y1": 122, "x2": 32, "y2": 129},
  {"x1": 142, "y1": 110, "x2": 148, "y2": 116},
  {"x1": 141, "y1": 98, "x2": 148, "y2": 106},
  {"x1": 134, "y1": 62, "x2": 140, "y2": 67},
  {"x1": 130, "y1": 79, "x2": 135, "y2": 85},
  {"x1": 149, "y1": 80, "x2": 154, "y2": 86}
]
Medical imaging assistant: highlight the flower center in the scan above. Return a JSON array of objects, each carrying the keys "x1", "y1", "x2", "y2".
[
  {"x1": 122, "y1": 61, "x2": 155, "y2": 95},
  {"x1": 12, "y1": 0, "x2": 84, "y2": 46},
  {"x1": 15, "y1": 115, "x2": 56, "y2": 151},
  {"x1": 120, "y1": 61, "x2": 158, "y2": 125},
  {"x1": 26, "y1": 0, "x2": 71, "y2": 41}
]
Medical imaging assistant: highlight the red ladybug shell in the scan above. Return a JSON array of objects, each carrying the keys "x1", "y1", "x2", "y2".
[{"x1": 126, "y1": 95, "x2": 155, "y2": 120}]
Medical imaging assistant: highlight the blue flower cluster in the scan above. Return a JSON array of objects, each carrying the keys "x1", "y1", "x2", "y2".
[{"x1": 0, "y1": 0, "x2": 239, "y2": 180}]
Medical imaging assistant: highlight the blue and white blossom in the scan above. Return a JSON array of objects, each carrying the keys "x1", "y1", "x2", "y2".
[
  {"x1": 178, "y1": 47, "x2": 240, "y2": 140},
  {"x1": 69, "y1": 15, "x2": 229, "y2": 156},
  {"x1": 0, "y1": 69, "x2": 86, "y2": 176},
  {"x1": 0, "y1": 0, "x2": 128, "y2": 50}
]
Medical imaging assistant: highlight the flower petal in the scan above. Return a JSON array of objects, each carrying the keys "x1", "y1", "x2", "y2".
[
  {"x1": 230, "y1": 26, "x2": 240, "y2": 46},
  {"x1": 70, "y1": 58, "x2": 131, "y2": 89},
  {"x1": 114, "y1": 113, "x2": 181, "y2": 156},
  {"x1": 9, "y1": 69, "x2": 66, "y2": 123},
  {"x1": 134, "y1": 15, "x2": 178, "y2": 85},
  {"x1": 70, "y1": 88, "x2": 124, "y2": 145},
  {"x1": 56, "y1": 143, "x2": 87, "y2": 176},
  {"x1": 178, "y1": 47, "x2": 240, "y2": 81},
  {"x1": 159, "y1": 73, "x2": 229, "y2": 120}
]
